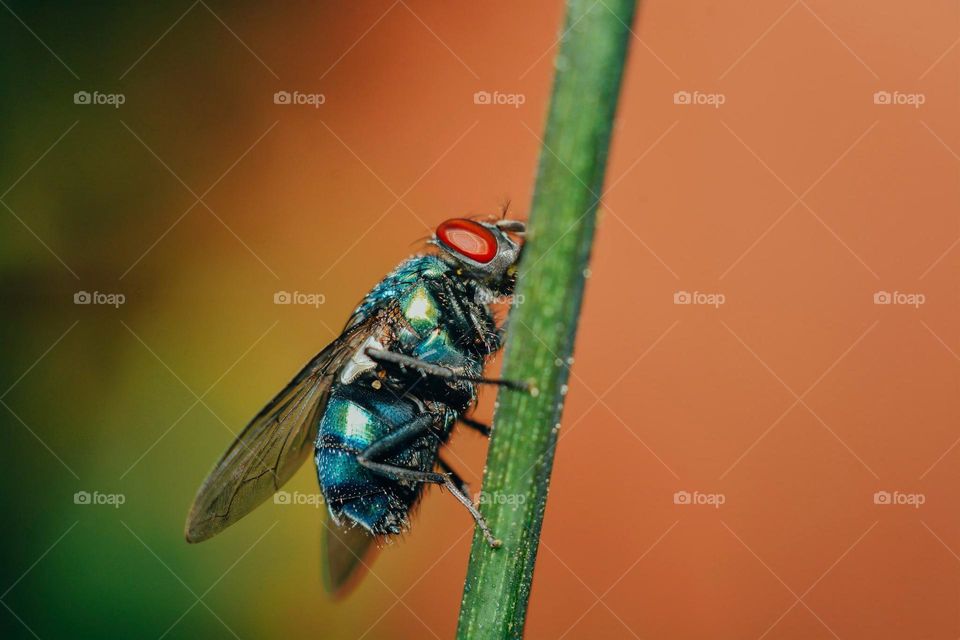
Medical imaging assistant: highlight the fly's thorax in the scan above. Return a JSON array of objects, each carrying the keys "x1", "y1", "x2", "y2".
[
  {"x1": 399, "y1": 281, "x2": 441, "y2": 335},
  {"x1": 439, "y1": 254, "x2": 518, "y2": 297},
  {"x1": 392, "y1": 271, "x2": 494, "y2": 356},
  {"x1": 338, "y1": 256, "x2": 498, "y2": 413},
  {"x1": 347, "y1": 255, "x2": 448, "y2": 329}
]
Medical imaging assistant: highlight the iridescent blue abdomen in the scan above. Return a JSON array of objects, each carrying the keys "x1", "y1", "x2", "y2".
[{"x1": 316, "y1": 383, "x2": 452, "y2": 534}]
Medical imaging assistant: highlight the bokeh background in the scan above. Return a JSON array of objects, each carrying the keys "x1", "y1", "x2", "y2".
[{"x1": 2, "y1": 1, "x2": 959, "y2": 638}]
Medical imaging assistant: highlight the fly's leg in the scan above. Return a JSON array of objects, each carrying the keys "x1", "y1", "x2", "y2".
[
  {"x1": 459, "y1": 416, "x2": 491, "y2": 437},
  {"x1": 437, "y1": 456, "x2": 471, "y2": 496},
  {"x1": 365, "y1": 348, "x2": 531, "y2": 393},
  {"x1": 357, "y1": 414, "x2": 501, "y2": 548},
  {"x1": 357, "y1": 413, "x2": 436, "y2": 458},
  {"x1": 363, "y1": 462, "x2": 500, "y2": 549}
]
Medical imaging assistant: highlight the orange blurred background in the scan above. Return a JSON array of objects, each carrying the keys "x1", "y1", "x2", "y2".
[{"x1": 1, "y1": 1, "x2": 958, "y2": 638}]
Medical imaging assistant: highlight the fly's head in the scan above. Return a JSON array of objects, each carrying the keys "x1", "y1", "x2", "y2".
[{"x1": 432, "y1": 218, "x2": 525, "y2": 295}]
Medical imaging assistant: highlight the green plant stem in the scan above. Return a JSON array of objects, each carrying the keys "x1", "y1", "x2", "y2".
[{"x1": 455, "y1": 1, "x2": 637, "y2": 638}]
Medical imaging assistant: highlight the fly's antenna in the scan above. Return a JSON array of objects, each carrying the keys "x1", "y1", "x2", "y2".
[{"x1": 500, "y1": 199, "x2": 511, "y2": 219}]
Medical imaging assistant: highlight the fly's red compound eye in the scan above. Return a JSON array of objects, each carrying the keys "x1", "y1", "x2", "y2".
[{"x1": 436, "y1": 219, "x2": 498, "y2": 263}]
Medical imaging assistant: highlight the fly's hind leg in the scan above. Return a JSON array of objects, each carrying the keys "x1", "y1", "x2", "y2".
[
  {"x1": 437, "y1": 456, "x2": 470, "y2": 496},
  {"x1": 357, "y1": 415, "x2": 500, "y2": 548},
  {"x1": 364, "y1": 348, "x2": 532, "y2": 394},
  {"x1": 459, "y1": 416, "x2": 491, "y2": 437},
  {"x1": 363, "y1": 462, "x2": 500, "y2": 549}
]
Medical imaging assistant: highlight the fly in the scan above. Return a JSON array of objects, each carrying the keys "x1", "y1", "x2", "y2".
[{"x1": 184, "y1": 216, "x2": 527, "y2": 595}]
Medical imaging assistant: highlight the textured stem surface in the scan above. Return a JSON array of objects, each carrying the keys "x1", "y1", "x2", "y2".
[{"x1": 456, "y1": 1, "x2": 638, "y2": 637}]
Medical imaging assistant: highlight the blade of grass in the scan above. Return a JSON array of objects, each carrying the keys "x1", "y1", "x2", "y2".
[{"x1": 456, "y1": 1, "x2": 638, "y2": 638}]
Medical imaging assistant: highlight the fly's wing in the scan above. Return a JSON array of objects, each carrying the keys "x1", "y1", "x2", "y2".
[
  {"x1": 322, "y1": 514, "x2": 378, "y2": 597},
  {"x1": 184, "y1": 320, "x2": 378, "y2": 543}
]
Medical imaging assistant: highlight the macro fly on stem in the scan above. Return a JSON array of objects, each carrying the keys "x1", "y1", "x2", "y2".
[{"x1": 185, "y1": 213, "x2": 531, "y2": 594}]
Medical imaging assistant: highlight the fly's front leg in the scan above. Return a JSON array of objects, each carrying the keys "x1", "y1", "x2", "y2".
[
  {"x1": 364, "y1": 347, "x2": 530, "y2": 393},
  {"x1": 356, "y1": 414, "x2": 500, "y2": 548}
]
